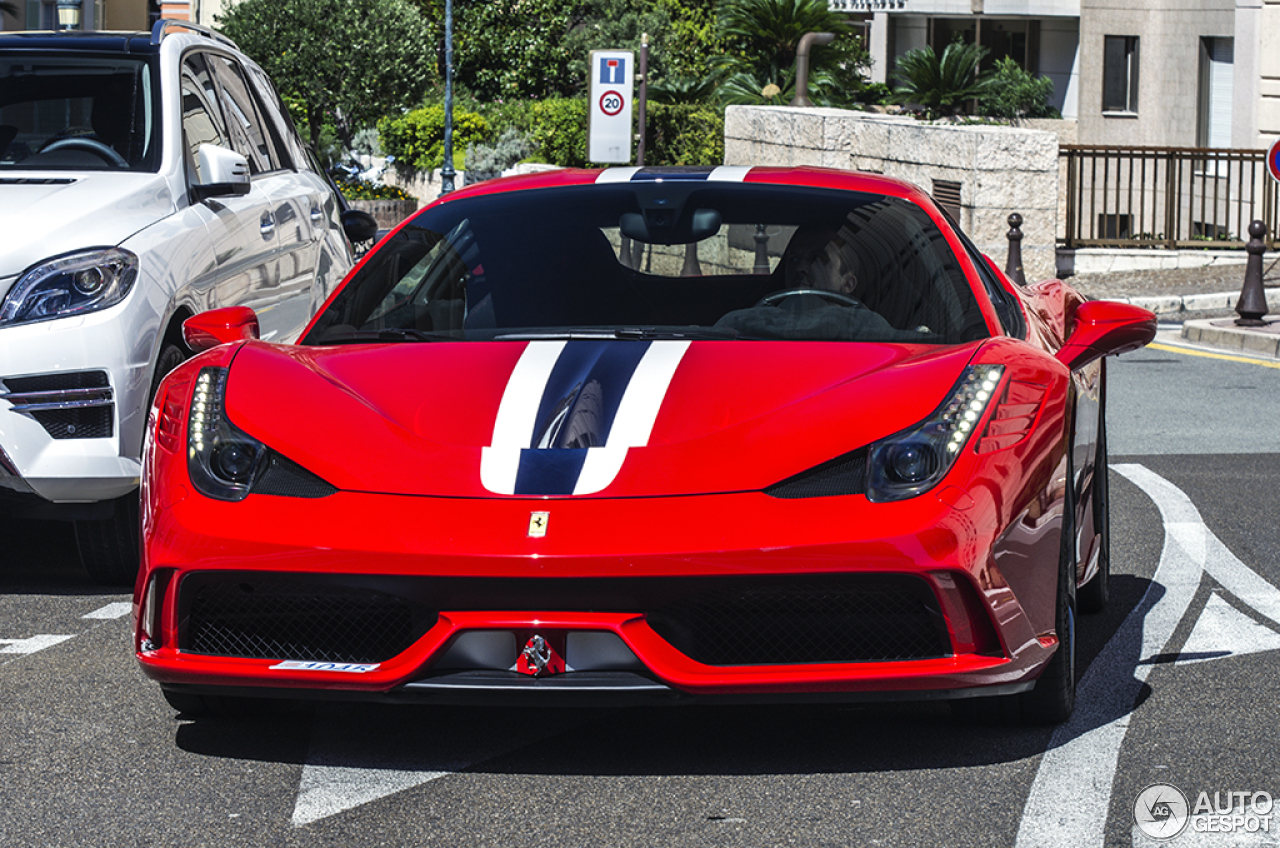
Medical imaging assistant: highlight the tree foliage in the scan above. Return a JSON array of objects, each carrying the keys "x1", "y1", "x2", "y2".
[
  {"x1": 716, "y1": 0, "x2": 867, "y2": 105},
  {"x1": 890, "y1": 40, "x2": 997, "y2": 117},
  {"x1": 218, "y1": 0, "x2": 434, "y2": 151},
  {"x1": 378, "y1": 105, "x2": 488, "y2": 171},
  {"x1": 978, "y1": 56, "x2": 1059, "y2": 120}
]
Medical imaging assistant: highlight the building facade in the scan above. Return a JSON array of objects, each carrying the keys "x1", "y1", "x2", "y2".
[
  {"x1": 0, "y1": 0, "x2": 232, "y2": 32},
  {"x1": 842, "y1": 0, "x2": 1280, "y2": 150}
]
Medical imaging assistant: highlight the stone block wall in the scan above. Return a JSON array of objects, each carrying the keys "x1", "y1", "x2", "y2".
[{"x1": 724, "y1": 106, "x2": 1061, "y2": 283}]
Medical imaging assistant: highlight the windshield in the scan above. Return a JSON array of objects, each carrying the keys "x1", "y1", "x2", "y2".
[
  {"x1": 0, "y1": 55, "x2": 159, "y2": 172},
  {"x1": 304, "y1": 182, "x2": 990, "y2": 345}
]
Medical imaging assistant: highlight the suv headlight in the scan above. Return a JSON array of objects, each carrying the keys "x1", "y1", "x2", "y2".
[
  {"x1": 866, "y1": 364, "x2": 1005, "y2": 502},
  {"x1": 0, "y1": 248, "x2": 138, "y2": 326}
]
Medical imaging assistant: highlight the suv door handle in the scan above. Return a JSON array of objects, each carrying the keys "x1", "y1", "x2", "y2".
[{"x1": 259, "y1": 211, "x2": 276, "y2": 239}]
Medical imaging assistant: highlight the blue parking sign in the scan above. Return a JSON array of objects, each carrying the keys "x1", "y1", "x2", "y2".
[{"x1": 599, "y1": 56, "x2": 626, "y2": 85}]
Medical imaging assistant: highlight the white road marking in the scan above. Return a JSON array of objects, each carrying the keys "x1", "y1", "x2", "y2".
[
  {"x1": 82, "y1": 602, "x2": 132, "y2": 620},
  {"x1": 1176, "y1": 593, "x2": 1280, "y2": 665},
  {"x1": 292, "y1": 705, "x2": 580, "y2": 826},
  {"x1": 1016, "y1": 463, "x2": 1280, "y2": 848},
  {"x1": 0, "y1": 634, "x2": 75, "y2": 654}
]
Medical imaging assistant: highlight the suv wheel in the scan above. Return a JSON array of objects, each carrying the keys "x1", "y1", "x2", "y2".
[{"x1": 74, "y1": 340, "x2": 186, "y2": 585}]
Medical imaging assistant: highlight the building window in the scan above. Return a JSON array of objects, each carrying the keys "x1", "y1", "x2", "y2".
[
  {"x1": 1102, "y1": 36, "x2": 1139, "y2": 114},
  {"x1": 1197, "y1": 37, "x2": 1234, "y2": 149}
]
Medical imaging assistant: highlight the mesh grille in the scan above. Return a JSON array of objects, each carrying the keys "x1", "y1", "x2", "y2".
[
  {"x1": 31, "y1": 406, "x2": 113, "y2": 439},
  {"x1": 183, "y1": 578, "x2": 436, "y2": 663},
  {"x1": 255, "y1": 453, "x2": 337, "y2": 498},
  {"x1": 647, "y1": 576, "x2": 950, "y2": 665},
  {"x1": 765, "y1": 448, "x2": 868, "y2": 498},
  {"x1": 4, "y1": 370, "x2": 109, "y2": 392}
]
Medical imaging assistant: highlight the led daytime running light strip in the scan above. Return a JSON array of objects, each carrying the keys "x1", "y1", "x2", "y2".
[
  {"x1": 940, "y1": 365, "x2": 1004, "y2": 455},
  {"x1": 189, "y1": 367, "x2": 228, "y2": 456}
]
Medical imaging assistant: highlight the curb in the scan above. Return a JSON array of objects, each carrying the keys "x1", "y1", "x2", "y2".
[
  {"x1": 1105, "y1": 290, "x2": 1262, "y2": 315},
  {"x1": 1180, "y1": 317, "x2": 1280, "y2": 359}
]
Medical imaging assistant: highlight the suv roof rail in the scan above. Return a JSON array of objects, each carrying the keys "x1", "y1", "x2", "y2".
[{"x1": 150, "y1": 19, "x2": 239, "y2": 49}]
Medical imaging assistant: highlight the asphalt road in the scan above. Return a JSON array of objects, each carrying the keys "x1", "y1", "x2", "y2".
[{"x1": 2, "y1": 332, "x2": 1279, "y2": 848}]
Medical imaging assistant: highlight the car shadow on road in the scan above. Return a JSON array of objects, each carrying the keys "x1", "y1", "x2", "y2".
[{"x1": 0, "y1": 517, "x2": 116, "y2": 596}]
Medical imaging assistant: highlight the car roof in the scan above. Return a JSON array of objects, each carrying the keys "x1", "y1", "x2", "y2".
[
  {"x1": 0, "y1": 21, "x2": 240, "y2": 55},
  {"x1": 0, "y1": 30, "x2": 157, "y2": 54}
]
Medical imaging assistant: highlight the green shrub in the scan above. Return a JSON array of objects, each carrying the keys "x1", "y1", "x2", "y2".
[
  {"x1": 332, "y1": 176, "x2": 414, "y2": 201},
  {"x1": 528, "y1": 99, "x2": 589, "y2": 167},
  {"x1": 977, "y1": 57, "x2": 1060, "y2": 120},
  {"x1": 378, "y1": 106, "x2": 489, "y2": 172},
  {"x1": 644, "y1": 103, "x2": 725, "y2": 166}
]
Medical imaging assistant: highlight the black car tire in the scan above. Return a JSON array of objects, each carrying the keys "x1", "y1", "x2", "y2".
[
  {"x1": 1078, "y1": 407, "x2": 1110, "y2": 614},
  {"x1": 74, "y1": 492, "x2": 141, "y2": 586},
  {"x1": 74, "y1": 341, "x2": 187, "y2": 585}
]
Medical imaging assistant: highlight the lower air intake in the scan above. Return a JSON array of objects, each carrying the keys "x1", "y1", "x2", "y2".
[
  {"x1": 182, "y1": 577, "x2": 436, "y2": 664},
  {"x1": 646, "y1": 575, "x2": 950, "y2": 666}
]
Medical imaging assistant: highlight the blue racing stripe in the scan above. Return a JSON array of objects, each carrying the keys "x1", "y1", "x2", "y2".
[
  {"x1": 528, "y1": 340, "x2": 651, "y2": 449},
  {"x1": 514, "y1": 448, "x2": 588, "y2": 496},
  {"x1": 627, "y1": 167, "x2": 715, "y2": 182}
]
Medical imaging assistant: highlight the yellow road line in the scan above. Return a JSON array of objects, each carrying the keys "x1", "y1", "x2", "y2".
[{"x1": 1147, "y1": 341, "x2": 1280, "y2": 369}]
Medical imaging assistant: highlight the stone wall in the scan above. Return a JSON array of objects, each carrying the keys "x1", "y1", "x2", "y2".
[{"x1": 723, "y1": 106, "x2": 1061, "y2": 283}]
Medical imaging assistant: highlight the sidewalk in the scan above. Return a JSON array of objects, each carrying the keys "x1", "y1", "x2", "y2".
[{"x1": 1064, "y1": 260, "x2": 1280, "y2": 359}]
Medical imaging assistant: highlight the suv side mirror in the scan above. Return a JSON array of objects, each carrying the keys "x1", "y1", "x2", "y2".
[
  {"x1": 183, "y1": 306, "x2": 260, "y2": 352},
  {"x1": 341, "y1": 209, "x2": 379, "y2": 244},
  {"x1": 192, "y1": 144, "x2": 251, "y2": 201},
  {"x1": 1055, "y1": 300, "x2": 1157, "y2": 371}
]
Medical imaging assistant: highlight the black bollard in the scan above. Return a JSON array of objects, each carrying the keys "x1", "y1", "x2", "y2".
[
  {"x1": 753, "y1": 224, "x2": 771, "y2": 274},
  {"x1": 1005, "y1": 213, "x2": 1026, "y2": 286},
  {"x1": 1235, "y1": 220, "x2": 1269, "y2": 326}
]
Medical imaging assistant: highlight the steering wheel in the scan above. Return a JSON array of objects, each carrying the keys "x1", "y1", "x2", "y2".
[
  {"x1": 756, "y1": 288, "x2": 864, "y2": 309},
  {"x1": 39, "y1": 137, "x2": 129, "y2": 168}
]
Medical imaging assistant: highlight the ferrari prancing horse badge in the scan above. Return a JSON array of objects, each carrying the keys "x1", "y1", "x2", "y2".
[{"x1": 528, "y1": 511, "x2": 549, "y2": 538}]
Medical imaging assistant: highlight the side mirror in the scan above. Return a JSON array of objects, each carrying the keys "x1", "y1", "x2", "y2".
[
  {"x1": 192, "y1": 144, "x2": 251, "y2": 201},
  {"x1": 341, "y1": 208, "x2": 379, "y2": 243},
  {"x1": 1055, "y1": 300, "x2": 1156, "y2": 371},
  {"x1": 183, "y1": 306, "x2": 260, "y2": 353}
]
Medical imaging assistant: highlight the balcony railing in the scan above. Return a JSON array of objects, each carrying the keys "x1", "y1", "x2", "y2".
[{"x1": 1059, "y1": 145, "x2": 1280, "y2": 250}]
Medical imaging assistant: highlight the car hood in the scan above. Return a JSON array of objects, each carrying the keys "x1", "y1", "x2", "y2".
[
  {"x1": 224, "y1": 339, "x2": 983, "y2": 498},
  {"x1": 0, "y1": 173, "x2": 175, "y2": 281}
]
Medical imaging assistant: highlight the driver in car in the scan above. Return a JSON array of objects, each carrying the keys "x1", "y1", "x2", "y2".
[{"x1": 716, "y1": 222, "x2": 900, "y2": 340}]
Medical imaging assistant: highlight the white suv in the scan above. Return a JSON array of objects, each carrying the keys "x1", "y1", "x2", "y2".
[{"x1": 0, "y1": 22, "x2": 372, "y2": 583}]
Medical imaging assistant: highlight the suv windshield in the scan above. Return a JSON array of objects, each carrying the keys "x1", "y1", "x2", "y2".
[
  {"x1": 0, "y1": 55, "x2": 159, "y2": 171},
  {"x1": 305, "y1": 182, "x2": 990, "y2": 345}
]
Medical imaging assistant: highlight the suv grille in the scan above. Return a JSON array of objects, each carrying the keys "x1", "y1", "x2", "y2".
[{"x1": 1, "y1": 371, "x2": 113, "y2": 440}]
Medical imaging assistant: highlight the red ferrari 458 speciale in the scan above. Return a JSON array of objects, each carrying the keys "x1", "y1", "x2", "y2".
[{"x1": 135, "y1": 165, "x2": 1155, "y2": 722}]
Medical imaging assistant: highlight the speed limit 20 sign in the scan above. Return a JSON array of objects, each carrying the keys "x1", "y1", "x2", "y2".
[{"x1": 588, "y1": 50, "x2": 634, "y2": 164}]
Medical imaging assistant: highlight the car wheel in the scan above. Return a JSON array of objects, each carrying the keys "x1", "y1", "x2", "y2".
[
  {"x1": 74, "y1": 492, "x2": 140, "y2": 585},
  {"x1": 1018, "y1": 473, "x2": 1078, "y2": 725},
  {"x1": 1078, "y1": 409, "x2": 1110, "y2": 613},
  {"x1": 74, "y1": 341, "x2": 187, "y2": 585}
]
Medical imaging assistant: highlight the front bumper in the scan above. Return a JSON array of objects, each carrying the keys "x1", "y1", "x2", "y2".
[
  {"x1": 135, "y1": 483, "x2": 1066, "y2": 703},
  {"x1": 0, "y1": 302, "x2": 152, "y2": 503}
]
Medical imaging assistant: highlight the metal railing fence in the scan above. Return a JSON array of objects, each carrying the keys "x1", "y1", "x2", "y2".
[{"x1": 1060, "y1": 145, "x2": 1280, "y2": 251}]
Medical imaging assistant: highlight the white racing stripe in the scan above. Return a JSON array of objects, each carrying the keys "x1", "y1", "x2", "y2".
[
  {"x1": 480, "y1": 341, "x2": 566, "y2": 495},
  {"x1": 574, "y1": 340, "x2": 690, "y2": 494}
]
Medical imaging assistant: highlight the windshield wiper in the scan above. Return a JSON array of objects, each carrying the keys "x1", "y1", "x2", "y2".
[
  {"x1": 316, "y1": 328, "x2": 458, "y2": 344},
  {"x1": 493, "y1": 327, "x2": 743, "y2": 341}
]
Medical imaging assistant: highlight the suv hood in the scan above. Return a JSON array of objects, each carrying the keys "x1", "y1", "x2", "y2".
[
  {"x1": 0, "y1": 173, "x2": 175, "y2": 280},
  {"x1": 224, "y1": 339, "x2": 983, "y2": 499}
]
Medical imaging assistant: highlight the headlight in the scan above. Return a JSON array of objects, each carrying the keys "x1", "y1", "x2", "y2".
[
  {"x1": 867, "y1": 364, "x2": 1004, "y2": 502},
  {"x1": 187, "y1": 367, "x2": 268, "y2": 501},
  {"x1": 0, "y1": 248, "x2": 139, "y2": 326}
]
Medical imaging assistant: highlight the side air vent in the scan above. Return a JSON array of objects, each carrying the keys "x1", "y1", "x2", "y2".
[
  {"x1": 1, "y1": 371, "x2": 113, "y2": 440},
  {"x1": 764, "y1": 447, "x2": 868, "y2": 499},
  {"x1": 256, "y1": 452, "x2": 338, "y2": 498}
]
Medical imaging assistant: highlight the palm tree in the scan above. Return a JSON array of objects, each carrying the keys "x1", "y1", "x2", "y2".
[
  {"x1": 890, "y1": 39, "x2": 997, "y2": 118},
  {"x1": 715, "y1": 0, "x2": 867, "y2": 107}
]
